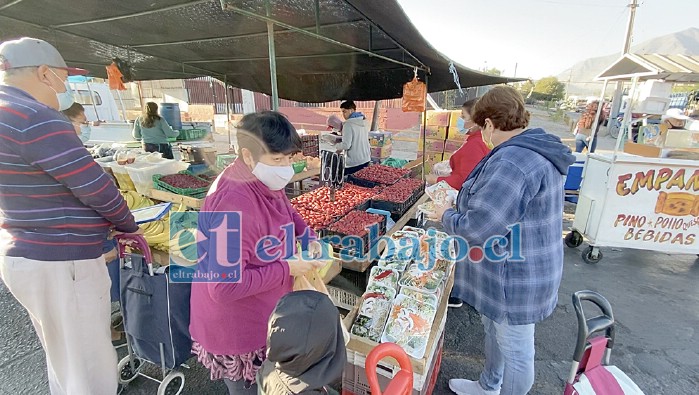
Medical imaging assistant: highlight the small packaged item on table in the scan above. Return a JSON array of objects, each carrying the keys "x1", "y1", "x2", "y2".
[
  {"x1": 367, "y1": 266, "x2": 400, "y2": 291},
  {"x1": 381, "y1": 295, "x2": 437, "y2": 359}
]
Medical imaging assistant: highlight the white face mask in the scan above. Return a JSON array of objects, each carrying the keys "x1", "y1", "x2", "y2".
[
  {"x1": 252, "y1": 161, "x2": 294, "y2": 191},
  {"x1": 79, "y1": 125, "x2": 91, "y2": 143},
  {"x1": 48, "y1": 69, "x2": 75, "y2": 111}
]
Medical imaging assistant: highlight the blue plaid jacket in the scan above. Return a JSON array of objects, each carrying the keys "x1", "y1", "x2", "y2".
[{"x1": 443, "y1": 128, "x2": 575, "y2": 325}]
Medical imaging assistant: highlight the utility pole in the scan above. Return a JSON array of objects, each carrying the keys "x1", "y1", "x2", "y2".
[
  {"x1": 513, "y1": 63, "x2": 518, "y2": 79},
  {"x1": 608, "y1": 0, "x2": 639, "y2": 136}
]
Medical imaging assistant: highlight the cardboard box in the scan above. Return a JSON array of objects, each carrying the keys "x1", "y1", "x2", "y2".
[
  {"x1": 623, "y1": 142, "x2": 662, "y2": 158},
  {"x1": 446, "y1": 126, "x2": 467, "y2": 141},
  {"x1": 423, "y1": 110, "x2": 451, "y2": 127},
  {"x1": 448, "y1": 110, "x2": 462, "y2": 129},
  {"x1": 420, "y1": 125, "x2": 448, "y2": 140},
  {"x1": 444, "y1": 139, "x2": 463, "y2": 153},
  {"x1": 369, "y1": 131, "x2": 393, "y2": 147},
  {"x1": 417, "y1": 138, "x2": 445, "y2": 153},
  {"x1": 341, "y1": 273, "x2": 454, "y2": 395},
  {"x1": 370, "y1": 144, "x2": 393, "y2": 158}
]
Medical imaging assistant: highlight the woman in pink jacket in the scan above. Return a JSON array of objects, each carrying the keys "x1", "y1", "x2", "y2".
[{"x1": 189, "y1": 111, "x2": 326, "y2": 394}]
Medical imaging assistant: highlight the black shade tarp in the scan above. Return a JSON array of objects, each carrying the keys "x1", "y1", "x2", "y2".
[{"x1": 0, "y1": 0, "x2": 522, "y2": 102}]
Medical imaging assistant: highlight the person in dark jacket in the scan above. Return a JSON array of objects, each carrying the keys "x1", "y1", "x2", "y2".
[
  {"x1": 257, "y1": 290, "x2": 346, "y2": 395},
  {"x1": 434, "y1": 86, "x2": 575, "y2": 395}
]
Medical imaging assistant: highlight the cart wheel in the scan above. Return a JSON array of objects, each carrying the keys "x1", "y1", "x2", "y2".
[
  {"x1": 565, "y1": 231, "x2": 583, "y2": 248},
  {"x1": 111, "y1": 311, "x2": 124, "y2": 332},
  {"x1": 582, "y1": 246, "x2": 602, "y2": 264},
  {"x1": 117, "y1": 356, "x2": 142, "y2": 384},
  {"x1": 157, "y1": 371, "x2": 185, "y2": 395}
]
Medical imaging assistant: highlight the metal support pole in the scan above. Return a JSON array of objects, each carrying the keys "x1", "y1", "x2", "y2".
[
  {"x1": 224, "y1": 75, "x2": 232, "y2": 149},
  {"x1": 370, "y1": 100, "x2": 381, "y2": 131},
  {"x1": 588, "y1": 79, "x2": 609, "y2": 153},
  {"x1": 85, "y1": 80, "x2": 101, "y2": 121},
  {"x1": 266, "y1": 1, "x2": 279, "y2": 111},
  {"x1": 421, "y1": 75, "x2": 429, "y2": 181},
  {"x1": 614, "y1": 76, "x2": 639, "y2": 158},
  {"x1": 116, "y1": 90, "x2": 128, "y2": 123}
]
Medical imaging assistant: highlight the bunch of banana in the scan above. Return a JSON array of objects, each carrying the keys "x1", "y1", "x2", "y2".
[
  {"x1": 169, "y1": 228, "x2": 198, "y2": 263},
  {"x1": 120, "y1": 190, "x2": 155, "y2": 210},
  {"x1": 140, "y1": 219, "x2": 169, "y2": 245}
]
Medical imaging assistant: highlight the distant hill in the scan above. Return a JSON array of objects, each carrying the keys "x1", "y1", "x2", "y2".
[{"x1": 558, "y1": 27, "x2": 699, "y2": 97}]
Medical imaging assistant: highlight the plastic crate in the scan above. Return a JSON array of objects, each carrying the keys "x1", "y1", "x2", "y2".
[
  {"x1": 370, "y1": 198, "x2": 412, "y2": 217},
  {"x1": 347, "y1": 174, "x2": 382, "y2": 189},
  {"x1": 216, "y1": 154, "x2": 237, "y2": 171},
  {"x1": 323, "y1": 213, "x2": 387, "y2": 256},
  {"x1": 153, "y1": 170, "x2": 211, "y2": 198},
  {"x1": 293, "y1": 160, "x2": 307, "y2": 174},
  {"x1": 300, "y1": 134, "x2": 319, "y2": 157},
  {"x1": 328, "y1": 285, "x2": 359, "y2": 311},
  {"x1": 176, "y1": 128, "x2": 207, "y2": 141}
]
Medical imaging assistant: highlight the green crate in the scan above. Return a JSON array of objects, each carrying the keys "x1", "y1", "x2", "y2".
[
  {"x1": 176, "y1": 128, "x2": 207, "y2": 141},
  {"x1": 153, "y1": 170, "x2": 211, "y2": 198},
  {"x1": 292, "y1": 160, "x2": 307, "y2": 174},
  {"x1": 216, "y1": 154, "x2": 237, "y2": 171}
]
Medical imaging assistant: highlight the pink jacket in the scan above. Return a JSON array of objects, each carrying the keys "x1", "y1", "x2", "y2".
[{"x1": 189, "y1": 159, "x2": 314, "y2": 355}]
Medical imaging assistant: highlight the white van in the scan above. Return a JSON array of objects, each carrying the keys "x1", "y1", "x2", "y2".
[{"x1": 67, "y1": 77, "x2": 122, "y2": 122}]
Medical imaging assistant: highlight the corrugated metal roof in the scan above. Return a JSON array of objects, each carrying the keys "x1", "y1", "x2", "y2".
[{"x1": 597, "y1": 53, "x2": 699, "y2": 82}]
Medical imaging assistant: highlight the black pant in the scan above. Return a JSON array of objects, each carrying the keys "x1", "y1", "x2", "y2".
[
  {"x1": 223, "y1": 379, "x2": 257, "y2": 395},
  {"x1": 143, "y1": 143, "x2": 174, "y2": 160},
  {"x1": 345, "y1": 161, "x2": 370, "y2": 175}
]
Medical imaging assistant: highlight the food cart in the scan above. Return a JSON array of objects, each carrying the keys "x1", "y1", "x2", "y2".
[{"x1": 566, "y1": 53, "x2": 699, "y2": 263}]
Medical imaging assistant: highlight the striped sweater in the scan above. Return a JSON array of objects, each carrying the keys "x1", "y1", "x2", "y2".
[{"x1": 0, "y1": 85, "x2": 138, "y2": 261}]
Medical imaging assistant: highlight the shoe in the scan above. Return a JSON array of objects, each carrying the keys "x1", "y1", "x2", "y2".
[
  {"x1": 448, "y1": 297, "x2": 463, "y2": 308},
  {"x1": 449, "y1": 379, "x2": 500, "y2": 395}
]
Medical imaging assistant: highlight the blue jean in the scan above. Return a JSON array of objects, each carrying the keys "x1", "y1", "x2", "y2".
[
  {"x1": 479, "y1": 316, "x2": 535, "y2": 395},
  {"x1": 575, "y1": 133, "x2": 597, "y2": 153}
]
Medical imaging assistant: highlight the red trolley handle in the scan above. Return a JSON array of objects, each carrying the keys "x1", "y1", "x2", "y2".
[{"x1": 365, "y1": 343, "x2": 413, "y2": 395}]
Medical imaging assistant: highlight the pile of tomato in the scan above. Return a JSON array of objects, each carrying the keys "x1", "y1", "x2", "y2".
[
  {"x1": 351, "y1": 164, "x2": 410, "y2": 185},
  {"x1": 373, "y1": 178, "x2": 425, "y2": 204},
  {"x1": 327, "y1": 210, "x2": 384, "y2": 237}
]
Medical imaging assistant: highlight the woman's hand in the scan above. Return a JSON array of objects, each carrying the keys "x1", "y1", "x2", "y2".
[
  {"x1": 425, "y1": 174, "x2": 438, "y2": 185},
  {"x1": 287, "y1": 256, "x2": 327, "y2": 278},
  {"x1": 430, "y1": 196, "x2": 455, "y2": 222},
  {"x1": 307, "y1": 240, "x2": 323, "y2": 259}
]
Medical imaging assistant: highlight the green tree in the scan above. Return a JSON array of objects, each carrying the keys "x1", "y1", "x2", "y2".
[
  {"x1": 484, "y1": 67, "x2": 502, "y2": 76},
  {"x1": 672, "y1": 83, "x2": 699, "y2": 93},
  {"x1": 534, "y1": 76, "x2": 565, "y2": 100}
]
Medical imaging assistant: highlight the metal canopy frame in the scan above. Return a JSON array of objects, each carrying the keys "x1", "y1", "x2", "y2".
[
  {"x1": 1, "y1": 0, "x2": 522, "y2": 104},
  {"x1": 590, "y1": 52, "x2": 699, "y2": 162}
]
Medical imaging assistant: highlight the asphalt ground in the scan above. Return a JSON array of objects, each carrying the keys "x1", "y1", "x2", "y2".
[{"x1": 1, "y1": 108, "x2": 697, "y2": 394}]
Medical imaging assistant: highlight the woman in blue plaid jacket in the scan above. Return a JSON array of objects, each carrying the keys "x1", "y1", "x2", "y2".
[{"x1": 435, "y1": 86, "x2": 576, "y2": 395}]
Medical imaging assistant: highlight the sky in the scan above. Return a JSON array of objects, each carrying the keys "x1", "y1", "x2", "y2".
[{"x1": 397, "y1": 0, "x2": 699, "y2": 80}]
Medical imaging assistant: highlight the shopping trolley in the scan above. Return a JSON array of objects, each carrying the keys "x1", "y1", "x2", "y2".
[
  {"x1": 365, "y1": 342, "x2": 414, "y2": 395},
  {"x1": 115, "y1": 234, "x2": 192, "y2": 395},
  {"x1": 564, "y1": 291, "x2": 645, "y2": 395}
]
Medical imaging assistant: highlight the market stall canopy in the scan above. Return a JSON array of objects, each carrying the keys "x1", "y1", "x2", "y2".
[
  {"x1": 596, "y1": 53, "x2": 699, "y2": 83},
  {"x1": 0, "y1": 0, "x2": 522, "y2": 102}
]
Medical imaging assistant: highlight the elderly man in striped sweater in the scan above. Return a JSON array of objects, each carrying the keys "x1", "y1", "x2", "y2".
[{"x1": 0, "y1": 38, "x2": 139, "y2": 395}]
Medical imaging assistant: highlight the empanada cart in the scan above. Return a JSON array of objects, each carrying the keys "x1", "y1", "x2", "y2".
[{"x1": 564, "y1": 53, "x2": 699, "y2": 263}]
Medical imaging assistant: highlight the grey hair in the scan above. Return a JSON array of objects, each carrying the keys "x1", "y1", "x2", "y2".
[{"x1": 0, "y1": 66, "x2": 38, "y2": 82}]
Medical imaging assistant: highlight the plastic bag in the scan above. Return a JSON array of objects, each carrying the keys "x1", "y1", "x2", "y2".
[
  {"x1": 402, "y1": 77, "x2": 427, "y2": 113},
  {"x1": 432, "y1": 160, "x2": 452, "y2": 177}
]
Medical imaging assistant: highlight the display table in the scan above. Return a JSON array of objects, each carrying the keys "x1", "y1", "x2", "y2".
[{"x1": 151, "y1": 249, "x2": 341, "y2": 284}]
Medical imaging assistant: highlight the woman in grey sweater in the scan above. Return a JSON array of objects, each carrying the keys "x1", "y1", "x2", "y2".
[{"x1": 132, "y1": 102, "x2": 179, "y2": 159}]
